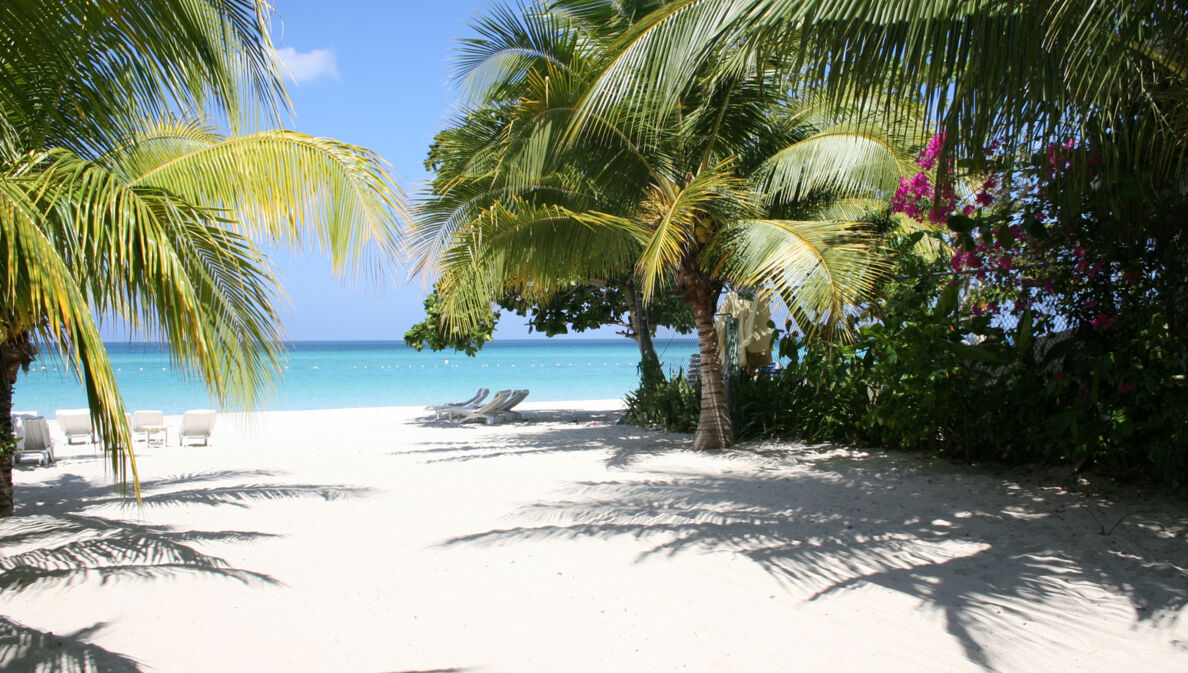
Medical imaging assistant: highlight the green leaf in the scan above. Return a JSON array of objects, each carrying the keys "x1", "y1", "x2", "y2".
[
  {"x1": 936, "y1": 284, "x2": 959, "y2": 317},
  {"x1": 1015, "y1": 310, "x2": 1035, "y2": 358},
  {"x1": 946, "y1": 214, "x2": 976, "y2": 233}
]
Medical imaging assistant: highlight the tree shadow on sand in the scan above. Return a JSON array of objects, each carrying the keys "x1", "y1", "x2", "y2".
[
  {"x1": 396, "y1": 410, "x2": 687, "y2": 469},
  {"x1": 0, "y1": 617, "x2": 143, "y2": 673},
  {"x1": 439, "y1": 448, "x2": 1188, "y2": 670},
  {"x1": 1, "y1": 470, "x2": 373, "y2": 672}
]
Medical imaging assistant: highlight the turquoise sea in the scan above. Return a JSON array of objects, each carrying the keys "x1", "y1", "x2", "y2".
[{"x1": 13, "y1": 338, "x2": 700, "y2": 414}]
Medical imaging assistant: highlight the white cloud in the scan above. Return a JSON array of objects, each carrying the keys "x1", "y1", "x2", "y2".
[{"x1": 277, "y1": 46, "x2": 339, "y2": 84}]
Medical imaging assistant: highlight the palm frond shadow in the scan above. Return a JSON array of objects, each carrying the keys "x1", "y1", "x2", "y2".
[
  {"x1": 0, "y1": 616, "x2": 144, "y2": 673},
  {"x1": 439, "y1": 453, "x2": 1188, "y2": 669},
  {"x1": 1, "y1": 469, "x2": 374, "y2": 668},
  {"x1": 0, "y1": 513, "x2": 281, "y2": 593},
  {"x1": 13, "y1": 471, "x2": 370, "y2": 517}
]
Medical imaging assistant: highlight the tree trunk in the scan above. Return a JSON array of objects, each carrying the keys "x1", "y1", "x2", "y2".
[
  {"x1": 624, "y1": 281, "x2": 663, "y2": 383},
  {"x1": 0, "y1": 333, "x2": 37, "y2": 517},
  {"x1": 677, "y1": 260, "x2": 733, "y2": 450}
]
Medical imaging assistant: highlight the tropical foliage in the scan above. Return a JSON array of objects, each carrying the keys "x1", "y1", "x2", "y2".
[
  {"x1": 0, "y1": 2, "x2": 404, "y2": 516},
  {"x1": 634, "y1": 147, "x2": 1188, "y2": 485},
  {"x1": 412, "y1": 0, "x2": 920, "y2": 450},
  {"x1": 569, "y1": 0, "x2": 1188, "y2": 195}
]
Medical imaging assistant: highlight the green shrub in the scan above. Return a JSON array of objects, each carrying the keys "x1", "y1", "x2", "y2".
[
  {"x1": 624, "y1": 371, "x2": 700, "y2": 433},
  {"x1": 626, "y1": 228, "x2": 1187, "y2": 488}
]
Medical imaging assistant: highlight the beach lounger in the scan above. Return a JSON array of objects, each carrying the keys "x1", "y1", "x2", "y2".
[
  {"x1": 14, "y1": 417, "x2": 54, "y2": 466},
  {"x1": 429, "y1": 387, "x2": 490, "y2": 419},
  {"x1": 179, "y1": 409, "x2": 217, "y2": 446},
  {"x1": 443, "y1": 390, "x2": 513, "y2": 425},
  {"x1": 448, "y1": 389, "x2": 530, "y2": 425},
  {"x1": 131, "y1": 410, "x2": 167, "y2": 445},
  {"x1": 10, "y1": 411, "x2": 38, "y2": 445},
  {"x1": 55, "y1": 409, "x2": 94, "y2": 445},
  {"x1": 496, "y1": 389, "x2": 530, "y2": 422}
]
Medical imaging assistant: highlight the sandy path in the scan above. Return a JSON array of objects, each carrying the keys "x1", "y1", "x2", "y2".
[{"x1": 2, "y1": 401, "x2": 1186, "y2": 672}]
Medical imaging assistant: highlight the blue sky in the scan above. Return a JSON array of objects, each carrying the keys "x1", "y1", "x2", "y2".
[{"x1": 253, "y1": 0, "x2": 626, "y2": 342}]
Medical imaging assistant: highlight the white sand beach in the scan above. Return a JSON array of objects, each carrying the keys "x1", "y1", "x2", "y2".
[{"x1": 2, "y1": 401, "x2": 1186, "y2": 672}]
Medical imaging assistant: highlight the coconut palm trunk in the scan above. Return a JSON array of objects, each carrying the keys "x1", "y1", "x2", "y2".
[
  {"x1": 0, "y1": 335, "x2": 36, "y2": 517},
  {"x1": 678, "y1": 257, "x2": 732, "y2": 450}
]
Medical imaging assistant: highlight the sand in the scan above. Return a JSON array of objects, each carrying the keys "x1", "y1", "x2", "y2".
[{"x1": 2, "y1": 401, "x2": 1186, "y2": 672}]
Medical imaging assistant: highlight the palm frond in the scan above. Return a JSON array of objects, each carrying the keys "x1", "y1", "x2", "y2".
[
  {"x1": 434, "y1": 200, "x2": 643, "y2": 334},
  {"x1": 0, "y1": 167, "x2": 136, "y2": 488},
  {"x1": 572, "y1": 0, "x2": 1188, "y2": 183},
  {"x1": 453, "y1": 2, "x2": 584, "y2": 104},
  {"x1": 24, "y1": 148, "x2": 287, "y2": 413},
  {"x1": 754, "y1": 124, "x2": 915, "y2": 204},
  {"x1": 716, "y1": 217, "x2": 890, "y2": 339},
  {"x1": 0, "y1": 0, "x2": 286, "y2": 154},
  {"x1": 636, "y1": 164, "x2": 752, "y2": 300},
  {"x1": 111, "y1": 117, "x2": 406, "y2": 286}
]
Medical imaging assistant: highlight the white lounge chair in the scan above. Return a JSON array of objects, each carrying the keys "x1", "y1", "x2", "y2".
[
  {"x1": 429, "y1": 388, "x2": 490, "y2": 419},
  {"x1": 444, "y1": 390, "x2": 512, "y2": 425},
  {"x1": 130, "y1": 410, "x2": 167, "y2": 445},
  {"x1": 500, "y1": 389, "x2": 530, "y2": 421},
  {"x1": 14, "y1": 417, "x2": 54, "y2": 466},
  {"x1": 11, "y1": 411, "x2": 38, "y2": 445},
  {"x1": 179, "y1": 409, "x2": 216, "y2": 446},
  {"x1": 448, "y1": 389, "x2": 530, "y2": 425},
  {"x1": 55, "y1": 409, "x2": 94, "y2": 445}
]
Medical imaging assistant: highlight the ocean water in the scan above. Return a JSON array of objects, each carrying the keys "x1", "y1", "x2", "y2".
[{"x1": 12, "y1": 338, "x2": 700, "y2": 414}]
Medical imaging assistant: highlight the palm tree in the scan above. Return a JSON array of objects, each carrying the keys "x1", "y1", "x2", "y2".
[
  {"x1": 565, "y1": 0, "x2": 1187, "y2": 191},
  {"x1": 0, "y1": 3, "x2": 404, "y2": 516},
  {"x1": 413, "y1": 1, "x2": 918, "y2": 450}
]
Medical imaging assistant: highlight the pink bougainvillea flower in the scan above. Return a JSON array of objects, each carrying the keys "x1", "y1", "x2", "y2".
[
  {"x1": 1117, "y1": 383, "x2": 1136, "y2": 394},
  {"x1": 910, "y1": 171, "x2": 934, "y2": 196},
  {"x1": 1091, "y1": 313, "x2": 1115, "y2": 331},
  {"x1": 997, "y1": 256, "x2": 1013, "y2": 271},
  {"x1": 917, "y1": 132, "x2": 945, "y2": 170},
  {"x1": 975, "y1": 191, "x2": 993, "y2": 207},
  {"x1": 962, "y1": 205, "x2": 975, "y2": 217}
]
